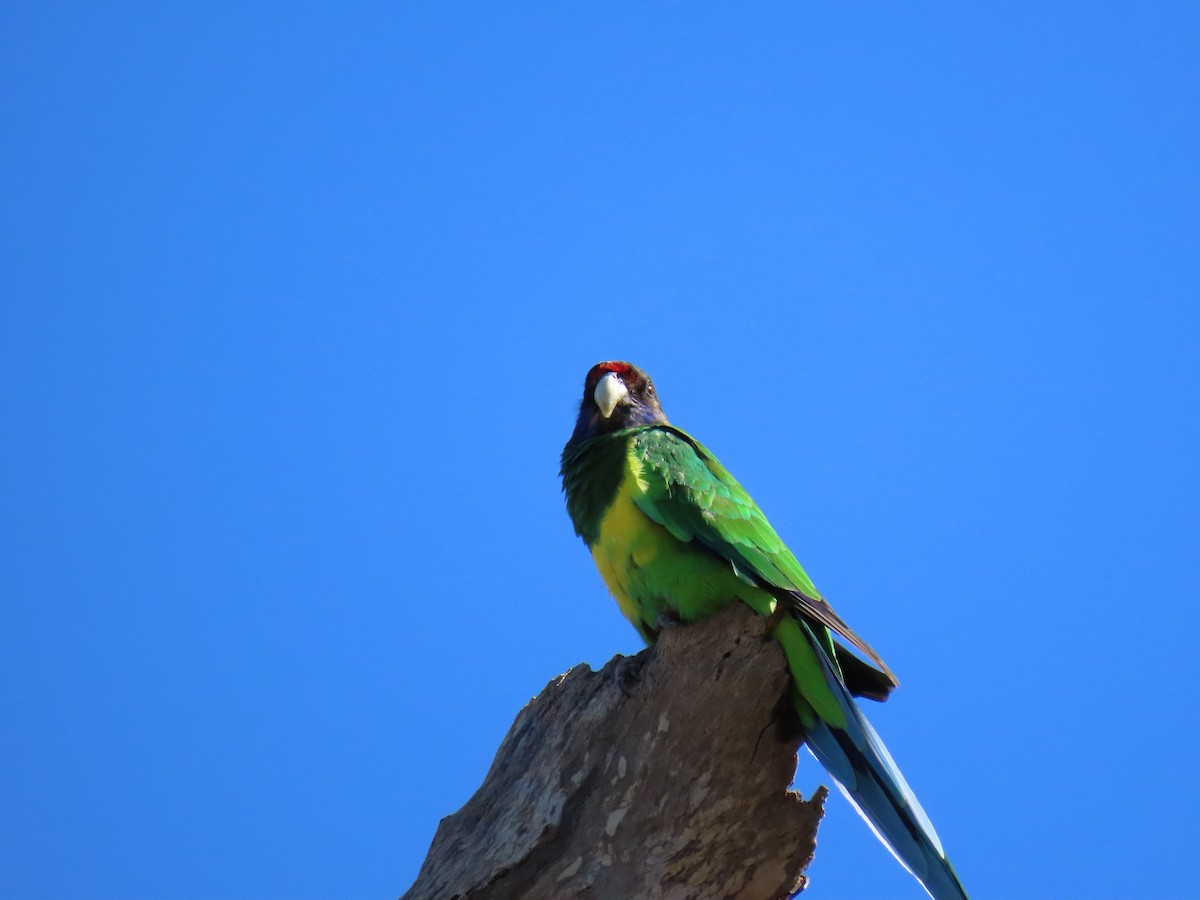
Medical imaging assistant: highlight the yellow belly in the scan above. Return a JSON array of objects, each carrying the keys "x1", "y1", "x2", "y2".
[{"x1": 590, "y1": 455, "x2": 661, "y2": 630}]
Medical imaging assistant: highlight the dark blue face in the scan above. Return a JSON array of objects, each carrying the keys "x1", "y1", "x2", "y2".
[{"x1": 565, "y1": 361, "x2": 668, "y2": 449}]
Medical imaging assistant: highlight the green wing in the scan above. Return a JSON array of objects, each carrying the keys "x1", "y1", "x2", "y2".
[{"x1": 630, "y1": 426, "x2": 897, "y2": 686}]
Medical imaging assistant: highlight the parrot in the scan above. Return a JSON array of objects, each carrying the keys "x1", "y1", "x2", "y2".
[{"x1": 560, "y1": 360, "x2": 967, "y2": 900}]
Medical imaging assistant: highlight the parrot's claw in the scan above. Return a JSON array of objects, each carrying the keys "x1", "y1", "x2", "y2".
[{"x1": 655, "y1": 609, "x2": 683, "y2": 630}]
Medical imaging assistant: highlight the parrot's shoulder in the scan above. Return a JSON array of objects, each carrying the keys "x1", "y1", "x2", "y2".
[{"x1": 629, "y1": 426, "x2": 750, "y2": 505}]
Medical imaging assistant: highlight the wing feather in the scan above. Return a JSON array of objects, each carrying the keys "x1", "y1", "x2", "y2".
[{"x1": 630, "y1": 426, "x2": 898, "y2": 688}]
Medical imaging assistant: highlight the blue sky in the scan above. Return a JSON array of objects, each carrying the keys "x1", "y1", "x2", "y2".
[{"x1": 2, "y1": 4, "x2": 1198, "y2": 898}]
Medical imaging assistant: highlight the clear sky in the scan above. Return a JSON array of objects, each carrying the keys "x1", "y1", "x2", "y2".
[{"x1": 3, "y1": 4, "x2": 1198, "y2": 899}]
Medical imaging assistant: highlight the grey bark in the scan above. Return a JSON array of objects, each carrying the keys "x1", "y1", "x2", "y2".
[{"x1": 402, "y1": 605, "x2": 826, "y2": 900}]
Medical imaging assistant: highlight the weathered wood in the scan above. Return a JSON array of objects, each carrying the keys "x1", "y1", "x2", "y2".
[{"x1": 403, "y1": 605, "x2": 826, "y2": 900}]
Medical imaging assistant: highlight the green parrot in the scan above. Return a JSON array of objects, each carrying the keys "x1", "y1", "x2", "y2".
[{"x1": 560, "y1": 361, "x2": 967, "y2": 900}]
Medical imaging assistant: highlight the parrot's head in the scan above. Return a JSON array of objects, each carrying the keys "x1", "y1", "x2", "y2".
[{"x1": 566, "y1": 361, "x2": 668, "y2": 447}]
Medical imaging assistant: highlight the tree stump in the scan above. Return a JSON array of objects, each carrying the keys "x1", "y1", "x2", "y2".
[{"x1": 403, "y1": 604, "x2": 826, "y2": 900}]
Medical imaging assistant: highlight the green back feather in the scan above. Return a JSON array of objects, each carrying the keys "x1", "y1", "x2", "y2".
[
  {"x1": 627, "y1": 426, "x2": 896, "y2": 684},
  {"x1": 627, "y1": 426, "x2": 823, "y2": 598}
]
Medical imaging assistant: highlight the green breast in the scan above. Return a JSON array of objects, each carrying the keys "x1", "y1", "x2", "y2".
[{"x1": 561, "y1": 430, "x2": 635, "y2": 546}]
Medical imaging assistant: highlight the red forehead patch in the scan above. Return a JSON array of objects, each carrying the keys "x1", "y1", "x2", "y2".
[
  {"x1": 597, "y1": 361, "x2": 634, "y2": 377},
  {"x1": 586, "y1": 360, "x2": 636, "y2": 389}
]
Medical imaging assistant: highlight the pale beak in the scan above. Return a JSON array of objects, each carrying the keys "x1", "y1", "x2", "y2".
[{"x1": 594, "y1": 371, "x2": 629, "y2": 419}]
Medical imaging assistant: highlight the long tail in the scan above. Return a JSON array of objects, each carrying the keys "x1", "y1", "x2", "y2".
[{"x1": 803, "y1": 646, "x2": 969, "y2": 900}]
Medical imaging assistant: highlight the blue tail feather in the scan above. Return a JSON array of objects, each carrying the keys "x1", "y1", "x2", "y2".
[{"x1": 803, "y1": 642, "x2": 969, "y2": 900}]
